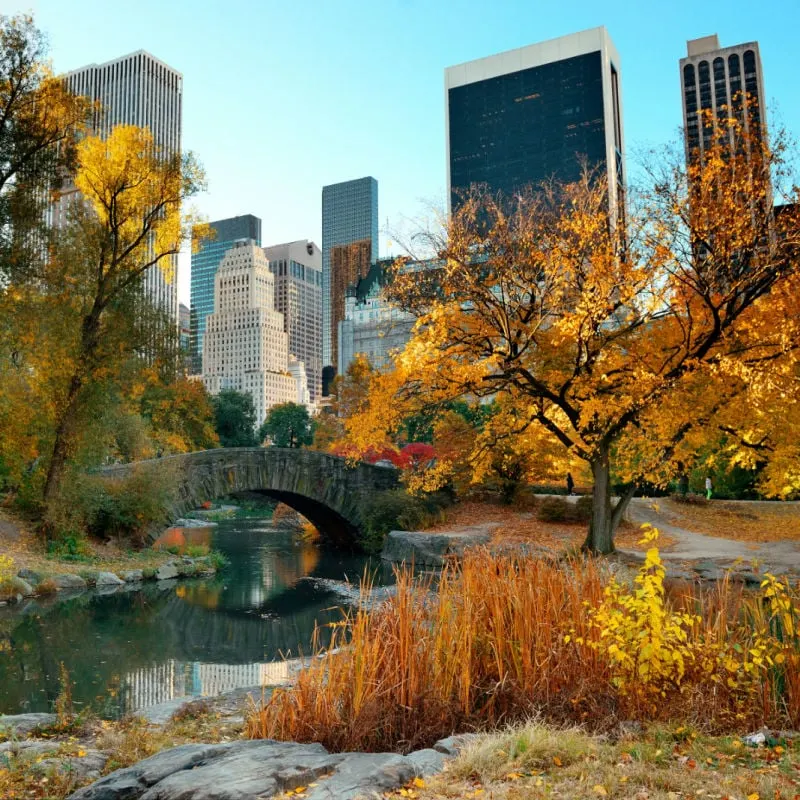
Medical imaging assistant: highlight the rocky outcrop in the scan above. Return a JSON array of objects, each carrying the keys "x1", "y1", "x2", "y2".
[
  {"x1": 155, "y1": 563, "x2": 179, "y2": 581},
  {"x1": 95, "y1": 571, "x2": 124, "y2": 586},
  {"x1": 0, "y1": 713, "x2": 58, "y2": 736},
  {"x1": 381, "y1": 527, "x2": 497, "y2": 566},
  {"x1": 67, "y1": 734, "x2": 471, "y2": 800}
]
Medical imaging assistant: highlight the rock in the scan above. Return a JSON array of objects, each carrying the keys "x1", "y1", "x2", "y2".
[
  {"x1": 17, "y1": 568, "x2": 43, "y2": 585},
  {"x1": 95, "y1": 571, "x2": 124, "y2": 586},
  {"x1": 432, "y1": 734, "x2": 479, "y2": 757},
  {"x1": 66, "y1": 739, "x2": 447, "y2": 800},
  {"x1": 35, "y1": 750, "x2": 110, "y2": 781},
  {"x1": 405, "y1": 748, "x2": 446, "y2": 776},
  {"x1": 300, "y1": 578, "x2": 397, "y2": 609},
  {"x1": 155, "y1": 562, "x2": 178, "y2": 581},
  {"x1": 10, "y1": 577, "x2": 34, "y2": 597},
  {"x1": 304, "y1": 752, "x2": 416, "y2": 800},
  {"x1": 120, "y1": 569, "x2": 143, "y2": 582},
  {"x1": 0, "y1": 740, "x2": 62, "y2": 765},
  {"x1": 172, "y1": 518, "x2": 218, "y2": 529},
  {"x1": 743, "y1": 729, "x2": 768, "y2": 747},
  {"x1": 52, "y1": 574, "x2": 87, "y2": 590},
  {"x1": 382, "y1": 530, "x2": 492, "y2": 567},
  {"x1": 0, "y1": 712, "x2": 58, "y2": 736}
]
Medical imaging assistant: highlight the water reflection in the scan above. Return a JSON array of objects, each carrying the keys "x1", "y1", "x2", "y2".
[{"x1": 0, "y1": 519, "x2": 390, "y2": 717}]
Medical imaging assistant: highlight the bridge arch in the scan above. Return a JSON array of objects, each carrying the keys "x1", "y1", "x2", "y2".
[{"x1": 96, "y1": 448, "x2": 399, "y2": 550}]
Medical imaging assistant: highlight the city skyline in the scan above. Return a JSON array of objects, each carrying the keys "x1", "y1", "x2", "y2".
[{"x1": 7, "y1": 0, "x2": 798, "y2": 308}]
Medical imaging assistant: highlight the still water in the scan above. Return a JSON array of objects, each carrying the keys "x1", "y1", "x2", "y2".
[{"x1": 0, "y1": 519, "x2": 390, "y2": 717}]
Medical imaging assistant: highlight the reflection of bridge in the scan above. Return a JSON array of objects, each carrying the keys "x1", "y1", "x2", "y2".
[{"x1": 97, "y1": 448, "x2": 399, "y2": 550}]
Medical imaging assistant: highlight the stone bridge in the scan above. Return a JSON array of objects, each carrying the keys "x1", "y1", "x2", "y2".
[{"x1": 96, "y1": 448, "x2": 399, "y2": 550}]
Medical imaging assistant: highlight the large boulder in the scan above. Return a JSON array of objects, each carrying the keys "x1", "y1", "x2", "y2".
[
  {"x1": 67, "y1": 736, "x2": 458, "y2": 800},
  {"x1": 382, "y1": 529, "x2": 493, "y2": 567},
  {"x1": 155, "y1": 562, "x2": 178, "y2": 581},
  {"x1": 52, "y1": 574, "x2": 87, "y2": 590},
  {"x1": 0, "y1": 713, "x2": 58, "y2": 736},
  {"x1": 96, "y1": 571, "x2": 124, "y2": 586}
]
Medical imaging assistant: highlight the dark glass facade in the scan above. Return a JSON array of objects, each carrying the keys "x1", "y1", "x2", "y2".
[{"x1": 448, "y1": 51, "x2": 607, "y2": 206}]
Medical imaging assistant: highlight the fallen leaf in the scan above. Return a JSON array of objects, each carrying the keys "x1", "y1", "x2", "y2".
[{"x1": 594, "y1": 786, "x2": 608, "y2": 796}]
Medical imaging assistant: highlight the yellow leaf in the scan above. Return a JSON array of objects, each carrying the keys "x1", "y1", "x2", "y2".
[
  {"x1": 593, "y1": 786, "x2": 608, "y2": 796},
  {"x1": 552, "y1": 756, "x2": 562, "y2": 766},
  {"x1": 412, "y1": 777, "x2": 425, "y2": 788},
  {"x1": 747, "y1": 793, "x2": 760, "y2": 800}
]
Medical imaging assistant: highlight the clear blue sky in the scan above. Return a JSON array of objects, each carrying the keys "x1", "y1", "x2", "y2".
[{"x1": 8, "y1": 0, "x2": 800, "y2": 305}]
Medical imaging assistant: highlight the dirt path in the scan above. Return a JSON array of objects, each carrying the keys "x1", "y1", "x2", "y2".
[{"x1": 624, "y1": 497, "x2": 800, "y2": 574}]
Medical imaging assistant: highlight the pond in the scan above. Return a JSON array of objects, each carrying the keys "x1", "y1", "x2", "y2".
[{"x1": 0, "y1": 518, "x2": 392, "y2": 718}]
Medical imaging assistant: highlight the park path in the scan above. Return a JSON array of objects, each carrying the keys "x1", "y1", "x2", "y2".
[{"x1": 623, "y1": 497, "x2": 800, "y2": 575}]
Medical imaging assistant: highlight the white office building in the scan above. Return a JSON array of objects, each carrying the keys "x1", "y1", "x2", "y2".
[
  {"x1": 202, "y1": 242, "x2": 301, "y2": 425},
  {"x1": 55, "y1": 50, "x2": 183, "y2": 321},
  {"x1": 263, "y1": 240, "x2": 322, "y2": 404}
]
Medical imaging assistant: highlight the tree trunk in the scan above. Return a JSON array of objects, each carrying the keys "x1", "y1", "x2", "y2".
[
  {"x1": 582, "y1": 449, "x2": 637, "y2": 555},
  {"x1": 583, "y1": 450, "x2": 615, "y2": 554},
  {"x1": 41, "y1": 377, "x2": 82, "y2": 514}
]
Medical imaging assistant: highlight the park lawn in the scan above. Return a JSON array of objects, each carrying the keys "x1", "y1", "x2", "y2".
[
  {"x1": 380, "y1": 722, "x2": 800, "y2": 800},
  {"x1": 431, "y1": 501, "x2": 676, "y2": 552},
  {"x1": 660, "y1": 498, "x2": 800, "y2": 543}
]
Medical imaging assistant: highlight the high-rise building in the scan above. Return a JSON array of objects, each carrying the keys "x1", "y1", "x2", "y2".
[
  {"x1": 56, "y1": 51, "x2": 183, "y2": 320},
  {"x1": 263, "y1": 240, "x2": 322, "y2": 404},
  {"x1": 321, "y1": 177, "x2": 378, "y2": 375},
  {"x1": 190, "y1": 215, "x2": 262, "y2": 374},
  {"x1": 445, "y1": 27, "x2": 625, "y2": 219},
  {"x1": 202, "y1": 242, "x2": 300, "y2": 425},
  {"x1": 680, "y1": 35, "x2": 767, "y2": 161},
  {"x1": 338, "y1": 259, "x2": 416, "y2": 376}
]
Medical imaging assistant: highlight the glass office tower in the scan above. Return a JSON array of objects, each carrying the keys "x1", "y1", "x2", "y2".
[
  {"x1": 445, "y1": 27, "x2": 624, "y2": 222},
  {"x1": 321, "y1": 177, "x2": 378, "y2": 374},
  {"x1": 189, "y1": 214, "x2": 262, "y2": 374}
]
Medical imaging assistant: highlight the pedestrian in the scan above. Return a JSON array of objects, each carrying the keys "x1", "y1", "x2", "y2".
[
  {"x1": 678, "y1": 473, "x2": 689, "y2": 497},
  {"x1": 566, "y1": 472, "x2": 575, "y2": 496},
  {"x1": 705, "y1": 475, "x2": 713, "y2": 500}
]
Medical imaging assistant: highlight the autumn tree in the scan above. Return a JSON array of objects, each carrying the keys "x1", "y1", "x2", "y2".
[
  {"x1": 40, "y1": 124, "x2": 206, "y2": 511},
  {"x1": 258, "y1": 402, "x2": 313, "y2": 448},
  {"x1": 344, "y1": 116, "x2": 800, "y2": 553},
  {"x1": 0, "y1": 14, "x2": 88, "y2": 280}
]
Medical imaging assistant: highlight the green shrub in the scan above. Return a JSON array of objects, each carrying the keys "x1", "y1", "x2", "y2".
[
  {"x1": 537, "y1": 495, "x2": 593, "y2": 524},
  {"x1": 142, "y1": 567, "x2": 156, "y2": 580},
  {"x1": 46, "y1": 530, "x2": 94, "y2": 562},
  {"x1": 359, "y1": 490, "x2": 450, "y2": 554},
  {"x1": 206, "y1": 550, "x2": 229, "y2": 571},
  {"x1": 537, "y1": 497, "x2": 569, "y2": 523},
  {"x1": 185, "y1": 544, "x2": 210, "y2": 558}
]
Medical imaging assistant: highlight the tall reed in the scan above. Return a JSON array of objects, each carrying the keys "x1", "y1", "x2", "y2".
[{"x1": 246, "y1": 549, "x2": 800, "y2": 753}]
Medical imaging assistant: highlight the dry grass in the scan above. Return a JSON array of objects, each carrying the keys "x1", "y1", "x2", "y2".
[
  {"x1": 660, "y1": 498, "x2": 800, "y2": 543},
  {"x1": 429, "y1": 501, "x2": 676, "y2": 552},
  {"x1": 0, "y1": 507, "x2": 175, "y2": 578},
  {"x1": 247, "y1": 549, "x2": 800, "y2": 755},
  {"x1": 0, "y1": 707, "x2": 243, "y2": 799},
  {"x1": 387, "y1": 722, "x2": 800, "y2": 800}
]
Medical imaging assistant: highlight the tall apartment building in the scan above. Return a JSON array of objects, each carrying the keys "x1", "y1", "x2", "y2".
[
  {"x1": 263, "y1": 240, "x2": 322, "y2": 404},
  {"x1": 679, "y1": 35, "x2": 767, "y2": 161},
  {"x1": 445, "y1": 27, "x2": 625, "y2": 220},
  {"x1": 338, "y1": 259, "x2": 416, "y2": 376},
  {"x1": 321, "y1": 177, "x2": 378, "y2": 375},
  {"x1": 190, "y1": 215, "x2": 262, "y2": 374},
  {"x1": 57, "y1": 51, "x2": 183, "y2": 320},
  {"x1": 202, "y1": 242, "x2": 299, "y2": 425}
]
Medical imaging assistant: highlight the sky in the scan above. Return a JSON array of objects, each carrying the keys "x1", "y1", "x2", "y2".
[{"x1": 7, "y1": 0, "x2": 800, "y2": 306}]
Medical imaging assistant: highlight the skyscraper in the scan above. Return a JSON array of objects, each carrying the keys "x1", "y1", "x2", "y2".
[
  {"x1": 445, "y1": 27, "x2": 624, "y2": 219},
  {"x1": 680, "y1": 35, "x2": 767, "y2": 161},
  {"x1": 321, "y1": 177, "x2": 378, "y2": 375},
  {"x1": 202, "y1": 241, "x2": 299, "y2": 425},
  {"x1": 263, "y1": 240, "x2": 323, "y2": 404},
  {"x1": 57, "y1": 51, "x2": 183, "y2": 320},
  {"x1": 190, "y1": 215, "x2": 262, "y2": 374}
]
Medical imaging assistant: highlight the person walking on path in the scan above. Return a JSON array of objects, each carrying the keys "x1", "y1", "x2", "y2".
[
  {"x1": 566, "y1": 472, "x2": 575, "y2": 496},
  {"x1": 705, "y1": 475, "x2": 713, "y2": 500}
]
